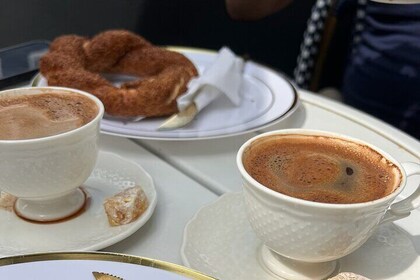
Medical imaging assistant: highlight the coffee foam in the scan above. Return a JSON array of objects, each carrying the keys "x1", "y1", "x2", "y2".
[
  {"x1": 243, "y1": 134, "x2": 402, "y2": 204},
  {"x1": 0, "y1": 92, "x2": 98, "y2": 140}
]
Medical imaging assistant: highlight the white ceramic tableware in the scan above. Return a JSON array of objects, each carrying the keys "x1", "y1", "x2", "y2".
[
  {"x1": 0, "y1": 252, "x2": 215, "y2": 280},
  {"x1": 0, "y1": 151, "x2": 157, "y2": 257},
  {"x1": 237, "y1": 129, "x2": 420, "y2": 280},
  {"x1": 32, "y1": 47, "x2": 299, "y2": 140},
  {"x1": 0, "y1": 87, "x2": 104, "y2": 222},
  {"x1": 181, "y1": 192, "x2": 420, "y2": 280}
]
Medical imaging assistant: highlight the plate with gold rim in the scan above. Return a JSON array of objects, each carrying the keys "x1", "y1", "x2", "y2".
[
  {"x1": 0, "y1": 251, "x2": 216, "y2": 279},
  {"x1": 32, "y1": 47, "x2": 299, "y2": 140},
  {"x1": 0, "y1": 151, "x2": 157, "y2": 257}
]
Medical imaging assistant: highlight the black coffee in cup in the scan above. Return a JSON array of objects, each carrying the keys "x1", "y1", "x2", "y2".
[{"x1": 242, "y1": 134, "x2": 402, "y2": 204}]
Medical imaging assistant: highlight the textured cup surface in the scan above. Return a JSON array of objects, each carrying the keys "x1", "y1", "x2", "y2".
[
  {"x1": 0, "y1": 87, "x2": 104, "y2": 199},
  {"x1": 237, "y1": 129, "x2": 407, "y2": 262}
]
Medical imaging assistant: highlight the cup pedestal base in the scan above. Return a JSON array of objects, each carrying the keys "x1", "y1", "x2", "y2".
[
  {"x1": 258, "y1": 245, "x2": 337, "y2": 280},
  {"x1": 14, "y1": 188, "x2": 86, "y2": 222}
]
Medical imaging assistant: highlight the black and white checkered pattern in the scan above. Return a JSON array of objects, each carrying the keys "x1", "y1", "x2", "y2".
[{"x1": 293, "y1": 0, "x2": 366, "y2": 90}]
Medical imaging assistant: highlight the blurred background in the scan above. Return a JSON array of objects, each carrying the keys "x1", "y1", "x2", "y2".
[
  {"x1": 1, "y1": 1, "x2": 417, "y2": 138},
  {"x1": 0, "y1": 0, "x2": 315, "y2": 79}
]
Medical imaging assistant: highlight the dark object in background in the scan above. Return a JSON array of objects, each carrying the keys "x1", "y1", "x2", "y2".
[
  {"x1": 136, "y1": 0, "x2": 314, "y2": 79},
  {"x1": 0, "y1": 0, "x2": 314, "y2": 81},
  {"x1": 0, "y1": 1, "x2": 143, "y2": 48},
  {"x1": 0, "y1": 41, "x2": 50, "y2": 89}
]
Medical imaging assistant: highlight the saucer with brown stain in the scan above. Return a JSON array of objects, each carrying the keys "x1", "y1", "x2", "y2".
[{"x1": 0, "y1": 151, "x2": 157, "y2": 257}]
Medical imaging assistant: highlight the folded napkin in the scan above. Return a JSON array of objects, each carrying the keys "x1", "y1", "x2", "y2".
[{"x1": 177, "y1": 47, "x2": 244, "y2": 112}]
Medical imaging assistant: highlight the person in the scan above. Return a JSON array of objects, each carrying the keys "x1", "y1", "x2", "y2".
[
  {"x1": 225, "y1": 0, "x2": 420, "y2": 139},
  {"x1": 136, "y1": 0, "x2": 311, "y2": 81}
]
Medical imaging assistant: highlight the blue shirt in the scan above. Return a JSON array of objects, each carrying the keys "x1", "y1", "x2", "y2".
[{"x1": 341, "y1": 2, "x2": 420, "y2": 138}]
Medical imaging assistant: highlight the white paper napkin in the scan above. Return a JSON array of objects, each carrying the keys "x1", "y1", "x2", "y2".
[{"x1": 177, "y1": 47, "x2": 244, "y2": 112}]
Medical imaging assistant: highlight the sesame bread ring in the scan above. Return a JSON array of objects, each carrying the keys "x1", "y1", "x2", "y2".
[{"x1": 40, "y1": 30, "x2": 198, "y2": 117}]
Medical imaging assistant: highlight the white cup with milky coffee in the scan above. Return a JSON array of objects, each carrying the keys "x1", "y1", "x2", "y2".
[
  {"x1": 0, "y1": 87, "x2": 104, "y2": 222},
  {"x1": 237, "y1": 129, "x2": 420, "y2": 280}
]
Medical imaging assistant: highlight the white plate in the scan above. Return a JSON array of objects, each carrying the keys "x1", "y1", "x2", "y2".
[
  {"x1": 0, "y1": 252, "x2": 215, "y2": 279},
  {"x1": 0, "y1": 151, "x2": 157, "y2": 257},
  {"x1": 181, "y1": 192, "x2": 420, "y2": 280},
  {"x1": 32, "y1": 47, "x2": 299, "y2": 140}
]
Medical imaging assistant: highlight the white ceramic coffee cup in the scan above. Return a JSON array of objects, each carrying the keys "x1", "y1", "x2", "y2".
[
  {"x1": 0, "y1": 87, "x2": 104, "y2": 222},
  {"x1": 237, "y1": 129, "x2": 420, "y2": 280}
]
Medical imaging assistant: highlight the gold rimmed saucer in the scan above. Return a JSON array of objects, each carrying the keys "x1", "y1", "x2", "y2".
[
  {"x1": 0, "y1": 251, "x2": 216, "y2": 279},
  {"x1": 31, "y1": 47, "x2": 299, "y2": 141}
]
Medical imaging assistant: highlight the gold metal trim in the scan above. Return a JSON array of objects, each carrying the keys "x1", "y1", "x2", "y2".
[
  {"x1": 301, "y1": 97, "x2": 420, "y2": 159},
  {"x1": 0, "y1": 251, "x2": 217, "y2": 280}
]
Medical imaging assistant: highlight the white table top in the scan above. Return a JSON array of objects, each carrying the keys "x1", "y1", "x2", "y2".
[
  {"x1": 134, "y1": 90, "x2": 419, "y2": 195},
  {"x1": 97, "y1": 135, "x2": 218, "y2": 265},
  {"x1": 95, "y1": 89, "x2": 420, "y2": 264},
  {"x1": 3, "y1": 88, "x2": 419, "y2": 278}
]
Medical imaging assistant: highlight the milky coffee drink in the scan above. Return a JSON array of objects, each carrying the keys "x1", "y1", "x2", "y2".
[
  {"x1": 243, "y1": 134, "x2": 402, "y2": 204},
  {"x1": 0, "y1": 92, "x2": 98, "y2": 140}
]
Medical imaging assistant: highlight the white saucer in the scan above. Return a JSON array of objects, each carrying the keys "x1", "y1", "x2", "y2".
[
  {"x1": 0, "y1": 151, "x2": 157, "y2": 257},
  {"x1": 181, "y1": 192, "x2": 420, "y2": 280},
  {"x1": 0, "y1": 252, "x2": 214, "y2": 280}
]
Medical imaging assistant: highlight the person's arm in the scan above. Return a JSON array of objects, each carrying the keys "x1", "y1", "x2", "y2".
[{"x1": 225, "y1": 0, "x2": 292, "y2": 20}]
